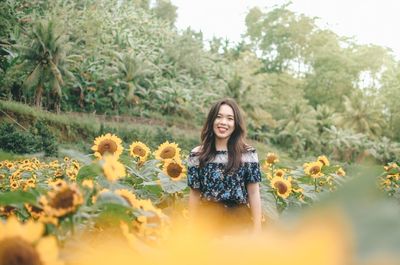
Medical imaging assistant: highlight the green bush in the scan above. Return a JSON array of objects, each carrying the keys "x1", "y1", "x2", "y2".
[
  {"x1": 0, "y1": 120, "x2": 58, "y2": 156},
  {"x1": 0, "y1": 123, "x2": 39, "y2": 154},
  {"x1": 31, "y1": 120, "x2": 58, "y2": 156}
]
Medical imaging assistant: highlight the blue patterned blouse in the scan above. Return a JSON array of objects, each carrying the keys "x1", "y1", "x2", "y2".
[{"x1": 187, "y1": 147, "x2": 262, "y2": 205}]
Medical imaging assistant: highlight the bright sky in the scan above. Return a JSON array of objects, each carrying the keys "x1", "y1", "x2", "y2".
[{"x1": 171, "y1": 0, "x2": 400, "y2": 56}]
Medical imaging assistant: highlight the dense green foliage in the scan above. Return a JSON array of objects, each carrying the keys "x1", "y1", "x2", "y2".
[
  {"x1": 1, "y1": 0, "x2": 399, "y2": 162},
  {"x1": 0, "y1": 119, "x2": 57, "y2": 156}
]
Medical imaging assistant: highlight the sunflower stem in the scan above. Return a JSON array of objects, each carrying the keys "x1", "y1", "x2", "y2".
[
  {"x1": 314, "y1": 178, "x2": 317, "y2": 192},
  {"x1": 69, "y1": 215, "x2": 75, "y2": 235}
]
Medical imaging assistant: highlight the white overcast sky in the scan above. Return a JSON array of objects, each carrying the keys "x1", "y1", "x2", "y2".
[{"x1": 171, "y1": 0, "x2": 399, "y2": 56}]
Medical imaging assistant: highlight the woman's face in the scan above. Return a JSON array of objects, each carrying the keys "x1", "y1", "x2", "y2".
[{"x1": 213, "y1": 104, "x2": 235, "y2": 141}]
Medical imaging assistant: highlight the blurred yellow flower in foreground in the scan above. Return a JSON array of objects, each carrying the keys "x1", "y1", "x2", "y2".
[
  {"x1": 102, "y1": 155, "x2": 126, "y2": 182},
  {"x1": 0, "y1": 216, "x2": 63, "y2": 265}
]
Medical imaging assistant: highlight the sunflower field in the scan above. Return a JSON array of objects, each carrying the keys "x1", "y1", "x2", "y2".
[
  {"x1": 1, "y1": 0, "x2": 400, "y2": 263},
  {"x1": 1, "y1": 133, "x2": 399, "y2": 265}
]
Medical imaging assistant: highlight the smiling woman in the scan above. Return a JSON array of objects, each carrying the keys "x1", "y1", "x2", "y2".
[{"x1": 187, "y1": 98, "x2": 262, "y2": 235}]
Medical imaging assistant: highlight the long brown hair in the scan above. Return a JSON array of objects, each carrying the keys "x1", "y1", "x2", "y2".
[{"x1": 198, "y1": 98, "x2": 247, "y2": 174}]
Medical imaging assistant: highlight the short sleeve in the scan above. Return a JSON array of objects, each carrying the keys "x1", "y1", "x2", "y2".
[
  {"x1": 244, "y1": 150, "x2": 262, "y2": 184},
  {"x1": 187, "y1": 152, "x2": 201, "y2": 189}
]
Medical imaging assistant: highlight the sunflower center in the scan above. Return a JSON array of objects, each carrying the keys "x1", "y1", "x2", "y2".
[
  {"x1": 166, "y1": 163, "x2": 182, "y2": 179},
  {"x1": 266, "y1": 155, "x2": 277, "y2": 164},
  {"x1": 98, "y1": 140, "x2": 118, "y2": 155},
  {"x1": 274, "y1": 181, "x2": 288, "y2": 194},
  {"x1": 276, "y1": 171, "x2": 283, "y2": 177},
  {"x1": 27, "y1": 204, "x2": 43, "y2": 217},
  {"x1": 160, "y1": 147, "x2": 176, "y2": 159},
  {"x1": 0, "y1": 237, "x2": 42, "y2": 265},
  {"x1": 133, "y1": 146, "x2": 146, "y2": 157},
  {"x1": 310, "y1": 166, "x2": 321, "y2": 175},
  {"x1": 50, "y1": 189, "x2": 75, "y2": 209}
]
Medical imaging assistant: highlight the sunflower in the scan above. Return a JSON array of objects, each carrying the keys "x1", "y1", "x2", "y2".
[
  {"x1": 40, "y1": 182, "x2": 83, "y2": 218},
  {"x1": 304, "y1": 161, "x2": 324, "y2": 178},
  {"x1": 154, "y1": 141, "x2": 181, "y2": 161},
  {"x1": 265, "y1": 152, "x2": 279, "y2": 164},
  {"x1": 336, "y1": 167, "x2": 346, "y2": 177},
  {"x1": 0, "y1": 216, "x2": 63, "y2": 265},
  {"x1": 317, "y1": 155, "x2": 330, "y2": 166},
  {"x1": 384, "y1": 162, "x2": 399, "y2": 172},
  {"x1": 129, "y1": 141, "x2": 151, "y2": 162},
  {"x1": 163, "y1": 159, "x2": 186, "y2": 181},
  {"x1": 102, "y1": 155, "x2": 126, "y2": 182},
  {"x1": 270, "y1": 176, "x2": 292, "y2": 199},
  {"x1": 25, "y1": 204, "x2": 44, "y2": 219},
  {"x1": 133, "y1": 199, "x2": 166, "y2": 239},
  {"x1": 91, "y1": 133, "x2": 123, "y2": 159},
  {"x1": 0, "y1": 206, "x2": 16, "y2": 217},
  {"x1": 115, "y1": 189, "x2": 139, "y2": 208},
  {"x1": 81, "y1": 179, "x2": 94, "y2": 189},
  {"x1": 274, "y1": 169, "x2": 285, "y2": 178}
]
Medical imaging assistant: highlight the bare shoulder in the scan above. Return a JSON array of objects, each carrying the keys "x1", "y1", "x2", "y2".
[
  {"x1": 242, "y1": 144, "x2": 259, "y2": 163},
  {"x1": 243, "y1": 144, "x2": 256, "y2": 153},
  {"x1": 191, "y1": 146, "x2": 202, "y2": 154}
]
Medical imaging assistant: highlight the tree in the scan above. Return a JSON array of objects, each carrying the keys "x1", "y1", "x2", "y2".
[
  {"x1": 333, "y1": 95, "x2": 385, "y2": 138},
  {"x1": 275, "y1": 104, "x2": 319, "y2": 157},
  {"x1": 17, "y1": 20, "x2": 73, "y2": 112},
  {"x1": 379, "y1": 62, "x2": 400, "y2": 141},
  {"x1": 245, "y1": 4, "x2": 316, "y2": 73},
  {"x1": 152, "y1": 0, "x2": 177, "y2": 26}
]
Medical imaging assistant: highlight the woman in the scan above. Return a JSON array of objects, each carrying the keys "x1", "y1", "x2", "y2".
[{"x1": 187, "y1": 98, "x2": 262, "y2": 235}]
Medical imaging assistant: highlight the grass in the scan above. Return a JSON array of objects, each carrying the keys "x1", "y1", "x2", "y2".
[{"x1": 0, "y1": 100, "x2": 294, "y2": 163}]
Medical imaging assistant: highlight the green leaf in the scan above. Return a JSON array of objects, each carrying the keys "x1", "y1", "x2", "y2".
[
  {"x1": 0, "y1": 191, "x2": 37, "y2": 205},
  {"x1": 95, "y1": 191, "x2": 130, "y2": 207},
  {"x1": 76, "y1": 163, "x2": 102, "y2": 181},
  {"x1": 321, "y1": 165, "x2": 341, "y2": 175},
  {"x1": 158, "y1": 172, "x2": 187, "y2": 194}
]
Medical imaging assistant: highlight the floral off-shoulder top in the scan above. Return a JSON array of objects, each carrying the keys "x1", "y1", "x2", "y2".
[{"x1": 187, "y1": 147, "x2": 262, "y2": 205}]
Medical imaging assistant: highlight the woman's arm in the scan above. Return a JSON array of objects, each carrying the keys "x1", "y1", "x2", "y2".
[
  {"x1": 247, "y1": 182, "x2": 262, "y2": 233},
  {"x1": 188, "y1": 188, "x2": 201, "y2": 220}
]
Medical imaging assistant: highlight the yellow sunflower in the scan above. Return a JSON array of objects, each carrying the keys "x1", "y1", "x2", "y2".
[
  {"x1": 154, "y1": 141, "x2": 181, "y2": 161},
  {"x1": 336, "y1": 167, "x2": 346, "y2": 177},
  {"x1": 270, "y1": 176, "x2": 292, "y2": 199},
  {"x1": 163, "y1": 159, "x2": 186, "y2": 181},
  {"x1": 133, "y1": 199, "x2": 166, "y2": 239},
  {"x1": 25, "y1": 204, "x2": 45, "y2": 219},
  {"x1": 304, "y1": 161, "x2": 324, "y2": 178},
  {"x1": 274, "y1": 169, "x2": 285, "y2": 178},
  {"x1": 115, "y1": 189, "x2": 139, "y2": 208},
  {"x1": 0, "y1": 216, "x2": 63, "y2": 265},
  {"x1": 384, "y1": 162, "x2": 399, "y2": 172},
  {"x1": 40, "y1": 183, "x2": 83, "y2": 218},
  {"x1": 102, "y1": 155, "x2": 126, "y2": 182},
  {"x1": 265, "y1": 152, "x2": 279, "y2": 165},
  {"x1": 0, "y1": 206, "x2": 16, "y2": 217},
  {"x1": 317, "y1": 155, "x2": 330, "y2": 166},
  {"x1": 91, "y1": 133, "x2": 124, "y2": 159},
  {"x1": 129, "y1": 141, "x2": 151, "y2": 162}
]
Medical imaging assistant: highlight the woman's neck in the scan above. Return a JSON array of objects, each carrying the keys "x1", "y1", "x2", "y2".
[{"x1": 215, "y1": 138, "x2": 228, "y2": 151}]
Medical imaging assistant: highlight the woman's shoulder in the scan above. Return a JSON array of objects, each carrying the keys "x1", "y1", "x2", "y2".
[
  {"x1": 242, "y1": 144, "x2": 259, "y2": 163},
  {"x1": 243, "y1": 144, "x2": 257, "y2": 153},
  {"x1": 189, "y1": 146, "x2": 202, "y2": 157}
]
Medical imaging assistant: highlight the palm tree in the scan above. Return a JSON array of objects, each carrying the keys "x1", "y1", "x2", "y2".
[
  {"x1": 315, "y1": 104, "x2": 335, "y2": 134},
  {"x1": 276, "y1": 104, "x2": 319, "y2": 156},
  {"x1": 334, "y1": 95, "x2": 385, "y2": 138},
  {"x1": 106, "y1": 51, "x2": 155, "y2": 105},
  {"x1": 18, "y1": 19, "x2": 73, "y2": 112}
]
